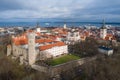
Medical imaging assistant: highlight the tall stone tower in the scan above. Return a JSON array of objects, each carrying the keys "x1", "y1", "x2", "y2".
[
  {"x1": 100, "y1": 19, "x2": 107, "y2": 39},
  {"x1": 28, "y1": 32, "x2": 36, "y2": 65}
]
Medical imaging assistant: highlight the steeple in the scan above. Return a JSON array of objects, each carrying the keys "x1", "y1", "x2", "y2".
[
  {"x1": 36, "y1": 22, "x2": 40, "y2": 28},
  {"x1": 63, "y1": 21, "x2": 67, "y2": 29},
  {"x1": 36, "y1": 22, "x2": 41, "y2": 33},
  {"x1": 100, "y1": 19, "x2": 107, "y2": 39},
  {"x1": 101, "y1": 19, "x2": 106, "y2": 29},
  {"x1": 103, "y1": 19, "x2": 105, "y2": 26}
]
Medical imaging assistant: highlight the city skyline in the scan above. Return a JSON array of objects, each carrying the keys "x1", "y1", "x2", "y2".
[{"x1": 0, "y1": 0, "x2": 120, "y2": 22}]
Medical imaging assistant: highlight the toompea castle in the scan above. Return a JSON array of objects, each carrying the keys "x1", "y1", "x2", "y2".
[
  {"x1": 7, "y1": 21, "x2": 116, "y2": 65},
  {"x1": 7, "y1": 31, "x2": 68, "y2": 65}
]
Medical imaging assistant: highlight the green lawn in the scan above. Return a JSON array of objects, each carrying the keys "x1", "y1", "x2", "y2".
[{"x1": 47, "y1": 54, "x2": 80, "y2": 66}]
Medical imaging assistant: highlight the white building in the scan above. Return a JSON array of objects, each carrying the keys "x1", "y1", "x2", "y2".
[
  {"x1": 40, "y1": 44, "x2": 68, "y2": 58},
  {"x1": 36, "y1": 27, "x2": 41, "y2": 33},
  {"x1": 63, "y1": 24, "x2": 67, "y2": 29},
  {"x1": 66, "y1": 31, "x2": 80, "y2": 44},
  {"x1": 116, "y1": 31, "x2": 120, "y2": 36},
  {"x1": 98, "y1": 46, "x2": 113, "y2": 56}
]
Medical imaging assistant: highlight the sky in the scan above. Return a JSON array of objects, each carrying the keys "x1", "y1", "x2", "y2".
[{"x1": 0, "y1": 0, "x2": 120, "y2": 22}]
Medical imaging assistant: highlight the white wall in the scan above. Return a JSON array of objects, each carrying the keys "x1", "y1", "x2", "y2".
[{"x1": 40, "y1": 45, "x2": 68, "y2": 58}]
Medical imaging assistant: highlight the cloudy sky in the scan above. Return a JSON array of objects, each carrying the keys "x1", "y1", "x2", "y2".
[{"x1": 0, "y1": 0, "x2": 120, "y2": 22}]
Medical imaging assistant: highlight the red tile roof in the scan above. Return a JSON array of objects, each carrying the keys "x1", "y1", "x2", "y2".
[
  {"x1": 39, "y1": 42, "x2": 65, "y2": 50},
  {"x1": 35, "y1": 39, "x2": 53, "y2": 43},
  {"x1": 13, "y1": 36, "x2": 54, "y2": 45}
]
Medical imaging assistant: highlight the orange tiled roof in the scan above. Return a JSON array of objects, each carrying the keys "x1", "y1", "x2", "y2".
[
  {"x1": 7, "y1": 45, "x2": 11, "y2": 48},
  {"x1": 106, "y1": 34, "x2": 113, "y2": 37},
  {"x1": 105, "y1": 36, "x2": 109, "y2": 40},
  {"x1": 13, "y1": 37, "x2": 55, "y2": 46},
  {"x1": 104, "y1": 34, "x2": 116, "y2": 41},
  {"x1": 12, "y1": 35, "x2": 28, "y2": 45},
  {"x1": 83, "y1": 31, "x2": 89, "y2": 36},
  {"x1": 111, "y1": 36, "x2": 116, "y2": 40},
  {"x1": 39, "y1": 42, "x2": 65, "y2": 50},
  {"x1": 36, "y1": 32, "x2": 41, "y2": 36},
  {"x1": 35, "y1": 39, "x2": 53, "y2": 43},
  {"x1": 13, "y1": 38, "x2": 28, "y2": 45},
  {"x1": 27, "y1": 30, "x2": 34, "y2": 32}
]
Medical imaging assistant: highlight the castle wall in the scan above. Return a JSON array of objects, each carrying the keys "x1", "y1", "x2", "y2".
[
  {"x1": 12, "y1": 44, "x2": 28, "y2": 63},
  {"x1": 31, "y1": 56, "x2": 97, "y2": 77},
  {"x1": 12, "y1": 44, "x2": 23, "y2": 57}
]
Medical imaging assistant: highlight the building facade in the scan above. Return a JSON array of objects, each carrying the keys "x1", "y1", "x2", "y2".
[
  {"x1": 66, "y1": 31, "x2": 81, "y2": 44},
  {"x1": 98, "y1": 46, "x2": 113, "y2": 56}
]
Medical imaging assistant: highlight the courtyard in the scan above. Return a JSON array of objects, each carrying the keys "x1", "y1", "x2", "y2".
[{"x1": 47, "y1": 54, "x2": 80, "y2": 66}]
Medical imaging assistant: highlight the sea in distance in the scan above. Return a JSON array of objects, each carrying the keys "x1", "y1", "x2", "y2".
[{"x1": 0, "y1": 22, "x2": 120, "y2": 28}]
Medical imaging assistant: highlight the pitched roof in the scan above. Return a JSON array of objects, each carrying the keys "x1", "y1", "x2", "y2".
[
  {"x1": 35, "y1": 39, "x2": 53, "y2": 43},
  {"x1": 39, "y1": 42, "x2": 65, "y2": 50}
]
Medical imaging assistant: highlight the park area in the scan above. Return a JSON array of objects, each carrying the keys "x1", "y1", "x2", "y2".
[{"x1": 47, "y1": 54, "x2": 80, "y2": 66}]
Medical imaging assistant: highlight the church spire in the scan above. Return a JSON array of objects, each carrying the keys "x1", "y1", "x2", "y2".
[
  {"x1": 103, "y1": 18, "x2": 105, "y2": 27},
  {"x1": 36, "y1": 22, "x2": 41, "y2": 33},
  {"x1": 101, "y1": 19, "x2": 106, "y2": 29},
  {"x1": 100, "y1": 19, "x2": 107, "y2": 39},
  {"x1": 63, "y1": 20, "x2": 67, "y2": 29},
  {"x1": 36, "y1": 22, "x2": 40, "y2": 28}
]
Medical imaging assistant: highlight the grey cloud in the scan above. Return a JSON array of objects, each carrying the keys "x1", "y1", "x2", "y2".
[
  {"x1": 0, "y1": 0, "x2": 24, "y2": 11},
  {"x1": 0, "y1": 0, "x2": 120, "y2": 22}
]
